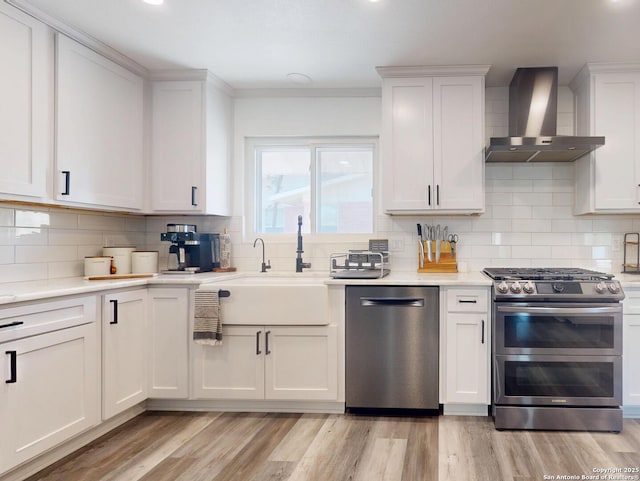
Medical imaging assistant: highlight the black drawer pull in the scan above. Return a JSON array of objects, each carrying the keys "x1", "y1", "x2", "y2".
[
  {"x1": 459, "y1": 299, "x2": 478, "y2": 304},
  {"x1": 256, "y1": 330, "x2": 262, "y2": 355},
  {"x1": 110, "y1": 299, "x2": 118, "y2": 324},
  {"x1": 61, "y1": 170, "x2": 71, "y2": 195},
  {"x1": 0, "y1": 321, "x2": 24, "y2": 329},
  {"x1": 191, "y1": 186, "x2": 198, "y2": 206},
  {"x1": 6, "y1": 350, "x2": 17, "y2": 383},
  {"x1": 265, "y1": 330, "x2": 271, "y2": 355}
]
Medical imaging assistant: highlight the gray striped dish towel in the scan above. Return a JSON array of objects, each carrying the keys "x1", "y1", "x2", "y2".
[{"x1": 194, "y1": 289, "x2": 222, "y2": 346}]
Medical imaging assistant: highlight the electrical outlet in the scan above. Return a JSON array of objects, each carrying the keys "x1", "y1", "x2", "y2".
[{"x1": 390, "y1": 239, "x2": 405, "y2": 252}]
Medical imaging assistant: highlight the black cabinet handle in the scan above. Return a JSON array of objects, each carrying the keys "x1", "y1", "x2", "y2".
[
  {"x1": 436, "y1": 184, "x2": 440, "y2": 206},
  {"x1": 256, "y1": 330, "x2": 262, "y2": 355},
  {"x1": 427, "y1": 185, "x2": 431, "y2": 206},
  {"x1": 6, "y1": 350, "x2": 17, "y2": 383},
  {"x1": 265, "y1": 330, "x2": 271, "y2": 355},
  {"x1": 0, "y1": 321, "x2": 24, "y2": 329},
  {"x1": 191, "y1": 186, "x2": 198, "y2": 206},
  {"x1": 481, "y1": 320, "x2": 485, "y2": 344},
  {"x1": 110, "y1": 299, "x2": 118, "y2": 324},
  {"x1": 459, "y1": 299, "x2": 478, "y2": 304},
  {"x1": 61, "y1": 171, "x2": 71, "y2": 195}
]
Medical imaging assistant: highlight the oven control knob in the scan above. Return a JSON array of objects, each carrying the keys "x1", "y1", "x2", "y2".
[
  {"x1": 552, "y1": 283, "x2": 565, "y2": 293},
  {"x1": 607, "y1": 282, "x2": 621, "y2": 294},
  {"x1": 523, "y1": 281, "x2": 535, "y2": 294},
  {"x1": 496, "y1": 281, "x2": 509, "y2": 294},
  {"x1": 594, "y1": 282, "x2": 606, "y2": 294},
  {"x1": 510, "y1": 281, "x2": 522, "y2": 294}
]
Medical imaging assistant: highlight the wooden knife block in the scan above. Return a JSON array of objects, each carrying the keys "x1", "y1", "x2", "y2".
[{"x1": 417, "y1": 240, "x2": 458, "y2": 273}]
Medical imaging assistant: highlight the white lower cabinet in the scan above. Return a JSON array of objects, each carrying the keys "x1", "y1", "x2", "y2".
[
  {"x1": 192, "y1": 325, "x2": 338, "y2": 401},
  {"x1": 102, "y1": 289, "x2": 148, "y2": 420},
  {"x1": 0, "y1": 296, "x2": 99, "y2": 475},
  {"x1": 441, "y1": 287, "x2": 490, "y2": 407},
  {"x1": 147, "y1": 287, "x2": 190, "y2": 399},
  {"x1": 623, "y1": 287, "x2": 640, "y2": 408}
]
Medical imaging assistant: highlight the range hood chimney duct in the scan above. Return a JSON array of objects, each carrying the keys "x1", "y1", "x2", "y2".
[{"x1": 485, "y1": 66, "x2": 604, "y2": 163}]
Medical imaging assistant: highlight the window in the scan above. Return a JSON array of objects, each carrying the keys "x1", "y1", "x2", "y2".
[{"x1": 252, "y1": 139, "x2": 375, "y2": 235}]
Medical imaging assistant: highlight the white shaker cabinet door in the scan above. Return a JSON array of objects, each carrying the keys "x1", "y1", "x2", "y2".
[
  {"x1": 0, "y1": 4, "x2": 50, "y2": 199},
  {"x1": 264, "y1": 326, "x2": 338, "y2": 401},
  {"x1": 102, "y1": 290, "x2": 148, "y2": 419},
  {"x1": 0, "y1": 323, "x2": 100, "y2": 474},
  {"x1": 592, "y1": 72, "x2": 640, "y2": 210},
  {"x1": 191, "y1": 325, "x2": 264, "y2": 400},
  {"x1": 433, "y1": 76, "x2": 485, "y2": 211},
  {"x1": 151, "y1": 81, "x2": 205, "y2": 212},
  {"x1": 381, "y1": 77, "x2": 435, "y2": 211},
  {"x1": 55, "y1": 34, "x2": 144, "y2": 211},
  {"x1": 444, "y1": 312, "x2": 489, "y2": 404},
  {"x1": 147, "y1": 287, "x2": 190, "y2": 399}
]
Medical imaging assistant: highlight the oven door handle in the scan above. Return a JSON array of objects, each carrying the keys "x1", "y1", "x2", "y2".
[{"x1": 497, "y1": 305, "x2": 621, "y2": 315}]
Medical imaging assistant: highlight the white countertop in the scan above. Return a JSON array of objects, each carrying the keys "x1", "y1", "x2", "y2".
[
  {"x1": 0, "y1": 270, "x2": 492, "y2": 306},
  {"x1": 5, "y1": 269, "x2": 640, "y2": 306}
]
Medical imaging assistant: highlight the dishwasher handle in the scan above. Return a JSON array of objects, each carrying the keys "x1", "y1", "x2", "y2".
[{"x1": 360, "y1": 297, "x2": 425, "y2": 307}]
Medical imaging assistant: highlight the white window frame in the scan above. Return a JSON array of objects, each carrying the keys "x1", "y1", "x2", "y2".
[{"x1": 245, "y1": 136, "x2": 378, "y2": 243}]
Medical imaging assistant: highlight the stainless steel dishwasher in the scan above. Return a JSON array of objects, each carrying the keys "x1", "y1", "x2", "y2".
[{"x1": 346, "y1": 285, "x2": 439, "y2": 411}]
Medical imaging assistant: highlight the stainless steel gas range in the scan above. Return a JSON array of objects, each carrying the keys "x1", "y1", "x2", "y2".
[{"x1": 483, "y1": 267, "x2": 624, "y2": 432}]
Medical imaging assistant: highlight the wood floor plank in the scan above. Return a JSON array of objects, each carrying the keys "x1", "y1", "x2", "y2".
[
  {"x1": 286, "y1": 414, "x2": 373, "y2": 481},
  {"x1": 353, "y1": 437, "x2": 407, "y2": 481},
  {"x1": 268, "y1": 414, "x2": 328, "y2": 462},
  {"x1": 26, "y1": 413, "x2": 640, "y2": 481},
  {"x1": 211, "y1": 413, "x2": 301, "y2": 481},
  {"x1": 402, "y1": 417, "x2": 438, "y2": 481}
]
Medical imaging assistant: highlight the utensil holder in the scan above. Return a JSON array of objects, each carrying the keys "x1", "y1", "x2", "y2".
[{"x1": 417, "y1": 240, "x2": 458, "y2": 273}]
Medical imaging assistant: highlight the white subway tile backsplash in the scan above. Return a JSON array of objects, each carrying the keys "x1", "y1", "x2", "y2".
[
  {"x1": 511, "y1": 219, "x2": 552, "y2": 233},
  {"x1": 592, "y1": 218, "x2": 634, "y2": 233},
  {"x1": 49, "y1": 229, "x2": 103, "y2": 246},
  {"x1": 532, "y1": 206, "x2": 574, "y2": 219},
  {"x1": 485, "y1": 165, "x2": 513, "y2": 180},
  {"x1": 485, "y1": 192, "x2": 513, "y2": 206},
  {"x1": 15, "y1": 209, "x2": 51, "y2": 228},
  {"x1": 16, "y1": 245, "x2": 78, "y2": 263},
  {"x1": 78, "y1": 214, "x2": 126, "y2": 232},
  {"x1": 48, "y1": 261, "x2": 83, "y2": 279},
  {"x1": 0, "y1": 263, "x2": 48, "y2": 282},
  {"x1": 551, "y1": 245, "x2": 592, "y2": 259},
  {"x1": 0, "y1": 208, "x2": 14, "y2": 227},
  {"x1": 0, "y1": 227, "x2": 48, "y2": 246},
  {"x1": 512, "y1": 192, "x2": 553, "y2": 206},
  {"x1": 552, "y1": 164, "x2": 574, "y2": 180},
  {"x1": 486, "y1": 178, "x2": 533, "y2": 193},
  {"x1": 513, "y1": 164, "x2": 553, "y2": 180},
  {"x1": 531, "y1": 233, "x2": 572, "y2": 246},
  {"x1": 552, "y1": 193, "x2": 573, "y2": 206},
  {"x1": 512, "y1": 245, "x2": 552, "y2": 259},
  {"x1": 492, "y1": 232, "x2": 531, "y2": 245},
  {"x1": 550, "y1": 219, "x2": 593, "y2": 233},
  {"x1": 0, "y1": 246, "x2": 14, "y2": 265}
]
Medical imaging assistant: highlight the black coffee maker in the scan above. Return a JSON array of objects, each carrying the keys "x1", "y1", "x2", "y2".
[{"x1": 161, "y1": 224, "x2": 220, "y2": 273}]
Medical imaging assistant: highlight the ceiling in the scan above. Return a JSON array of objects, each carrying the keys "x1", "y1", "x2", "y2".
[{"x1": 16, "y1": 0, "x2": 640, "y2": 89}]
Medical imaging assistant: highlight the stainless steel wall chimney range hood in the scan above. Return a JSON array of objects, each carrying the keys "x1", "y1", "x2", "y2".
[{"x1": 485, "y1": 66, "x2": 604, "y2": 163}]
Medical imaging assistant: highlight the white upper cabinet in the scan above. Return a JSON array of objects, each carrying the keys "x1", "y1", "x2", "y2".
[
  {"x1": 378, "y1": 66, "x2": 489, "y2": 214},
  {"x1": 0, "y1": 4, "x2": 51, "y2": 200},
  {"x1": 572, "y1": 64, "x2": 640, "y2": 213},
  {"x1": 150, "y1": 73, "x2": 232, "y2": 215},
  {"x1": 55, "y1": 34, "x2": 144, "y2": 211}
]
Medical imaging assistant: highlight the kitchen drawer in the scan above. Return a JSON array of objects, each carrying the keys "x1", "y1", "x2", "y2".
[
  {"x1": 445, "y1": 288, "x2": 488, "y2": 313},
  {"x1": 0, "y1": 296, "x2": 97, "y2": 343},
  {"x1": 623, "y1": 287, "x2": 640, "y2": 314}
]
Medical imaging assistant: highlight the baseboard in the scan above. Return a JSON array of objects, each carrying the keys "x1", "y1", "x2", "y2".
[
  {"x1": 443, "y1": 403, "x2": 490, "y2": 416},
  {"x1": 146, "y1": 398, "x2": 346, "y2": 414},
  {"x1": 0, "y1": 403, "x2": 146, "y2": 481}
]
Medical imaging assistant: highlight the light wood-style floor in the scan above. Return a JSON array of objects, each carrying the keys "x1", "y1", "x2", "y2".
[{"x1": 28, "y1": 412, "x2": 640, "y2": 481}]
